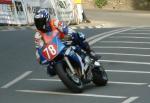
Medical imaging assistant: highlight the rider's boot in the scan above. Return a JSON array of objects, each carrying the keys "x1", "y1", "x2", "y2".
[
  {"x1": 88, "y1": 50, "x2": 101, "y2": 61},
  {"x1": 47, "y1": 64, "x2": 56, "y2": 77},
  {"x1": 82, "y1": 41, "x2": 101, "y2": 61}
]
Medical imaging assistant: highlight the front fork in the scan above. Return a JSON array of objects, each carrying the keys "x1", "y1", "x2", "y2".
[
  {"x1": 64, "y1": 56, "x2": 76, "y2": 75},
  {"x1": 64, "y1": 46, "x2": 89, "y2": 78},
  {"x1": 64, "y1": 55, "x2": 91, "y2": 81}
]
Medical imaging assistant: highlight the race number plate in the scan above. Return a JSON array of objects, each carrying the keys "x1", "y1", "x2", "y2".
[{"x1": 42, "y1": 43, "x2": 57, "y2": 61}]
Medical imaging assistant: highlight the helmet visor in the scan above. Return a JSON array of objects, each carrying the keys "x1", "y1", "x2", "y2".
[{"x1": 34, "y1": 18, "x2": 46, "y2": 31}]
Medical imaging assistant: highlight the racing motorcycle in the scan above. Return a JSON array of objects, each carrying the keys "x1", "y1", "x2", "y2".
[{"x1": 41, "y1": 30, "x2": 108, "y2": 93}]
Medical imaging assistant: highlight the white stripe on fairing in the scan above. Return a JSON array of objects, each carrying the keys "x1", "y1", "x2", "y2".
[
  {"x1": 99, "y1": 59, "x2": 150, "y2": 65},
  {"x1": 29, "y1": 78, "x2": 148, "y2": 86},
  {"x1": 92, "y1": 46, "x2": 150, "y2": 50},
  {"x1": 1, "y1": 71, "x2": 32, "y2": 88},
  {"x1": 121, "y1": 97, "x2": 139, "y2": 103},
  {"x1": 16, "y1": 90, "x2": 127, "y2": 99},
  {"x1": 109, "y1": 36, "x2": 150, "y2": 39},
  {"x1": 100, "y1": 41, "x2": 150, "y2": 44},
  {"x1": 96, "y1": 52, "x2": 150, "y2": 57}
]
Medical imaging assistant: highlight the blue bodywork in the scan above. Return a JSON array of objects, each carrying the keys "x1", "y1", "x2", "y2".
[{"x1": 38, "y1": 31, "x2": 84, "y2": 69}]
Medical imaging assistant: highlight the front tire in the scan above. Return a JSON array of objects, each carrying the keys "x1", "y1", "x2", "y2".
[
  {"x1": 55, "y1": 62, "x2": 83, "y2": 93},
  {"x1": 92, "y1": 65, "x2": 108, "y2": 86}
]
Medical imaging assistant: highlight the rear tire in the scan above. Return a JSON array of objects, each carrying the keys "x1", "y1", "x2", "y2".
[
  {"x1": 55, "y1": 62, "x2": 83, "y2": 93},
  {"x1": 92, "y1": 66, "x2": 108, "y2": 86}
]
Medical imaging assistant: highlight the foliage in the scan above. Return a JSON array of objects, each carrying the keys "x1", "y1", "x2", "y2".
[
  {"x1": 95, "y1": 0, "x2": 107, "y2": 8},
  {"x1": 132, "y1": 0, "x2": 150, "y2": 10}
]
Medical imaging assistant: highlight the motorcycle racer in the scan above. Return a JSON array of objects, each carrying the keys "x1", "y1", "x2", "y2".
[{"x1": 34, "y1": 9, "x2": 99, "y2": 76}]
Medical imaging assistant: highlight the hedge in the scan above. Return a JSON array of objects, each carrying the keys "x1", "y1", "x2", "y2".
[{"x1": 95, "y1": 0, "x2": 107, "y2": 8}]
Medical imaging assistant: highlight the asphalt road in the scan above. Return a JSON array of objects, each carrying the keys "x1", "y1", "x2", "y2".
[
  {"x1": 1, "y1": 26, "x2": 150, "y2": 103},
  {"x1": 85, "y1": 9, "x2": 150, "y2": 27}
]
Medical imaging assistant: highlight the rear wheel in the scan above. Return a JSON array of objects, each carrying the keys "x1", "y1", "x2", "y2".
[
  {"x1": 55, "y1": 62, "x2": 83, "y2": 93},
  {"x1": 92, "y1": 65, "x2": 108, "y2": 86}
]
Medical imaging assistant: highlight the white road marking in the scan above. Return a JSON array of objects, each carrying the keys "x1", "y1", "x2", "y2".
[
  {"x1": 80, "y1": 26, "x2": 86, "y2": 29},
  {"x1": 16, "y1": 89, "x2": 127, "y2": 99},
  {"x1": 29, "y1": 78, "x2": 61, "y2": 82},
  {"x1": 96, "y1": 52, "x2": 150, "y2": 57},
  {"x1": 106, "y1": 69, "x2": 150, "y2": 74},
  {"x1": 2, "y1": 28, "x2": 16, "y2": 31},
  {"x1": 20, "y1": 27, "x2": 26, "y2": 30},
  {"x1": 119, "y1": 33, "x2": 150, "y2": 35},
  {"x1": 121, "y1": 97, "x2": 139, "y2": 103},
  {"x1": 71, "y1": 26, "x2": 77, "y2": 29},
  {"x1": 1, "y1": 29, "x2": 10, "y2": 31},
  {"x1": 8, "y1": 27, "x2": 16, "y2": 31},
  {"x1": 89, "y1": 27, "x2": 137, "y2": 45},
  {"x1": 109, "y1": 36, "x2": 150, "y2": 39},
  {"x1": 131, "y1": 29, "x2": 150, "y2": 32},
  {"x1": 88, "y1": 26, "x2": 94, "y2": 29},
  {"x1": 1, "y1": 71, "x2": 32, "y2": 88},
  {"x1": 108, "y1": 81, "x2": 147, "y2": 86},
  {"x1": 99, "y1": 59, "x2": 150, "y2": 65},
  {"x1": 95, "y1": 25, "x2": 102, "y2": 28},
  {"x1": 100, "y1": 41, "x2": 150, "y2": 44},
  {"x1": 87, "y1": 28, "x2": 129, "y2": 42},
  {"x1": 30, "y1": 26, "x2": 36, "y2": 30},
  {"x1": 29, "y1": 78, "x2": 147, "y2": 86},
  {"x1": 92, "y1": 46, "x2": 150, "y2": 50}
]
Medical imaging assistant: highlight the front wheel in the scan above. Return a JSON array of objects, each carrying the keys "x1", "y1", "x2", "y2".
[
  {"x1": 92, "y1": 65, "x2": 108, "y2": 86},
  {"x1": 55, "y1": 62, "x2": 83, "y2": 93}
]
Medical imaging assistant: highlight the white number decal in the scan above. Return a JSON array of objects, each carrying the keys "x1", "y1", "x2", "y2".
[
  {"x1": 48, "y1": 45, "x2": 56, "y2": 55},
  {"x1": 43, "y1": 45, "x2": 57, "y2": 59}
]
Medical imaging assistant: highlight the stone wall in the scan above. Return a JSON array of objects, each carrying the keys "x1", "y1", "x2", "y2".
[{"x1": 83, "y1": 0, "x2": 150, "y2": 10}]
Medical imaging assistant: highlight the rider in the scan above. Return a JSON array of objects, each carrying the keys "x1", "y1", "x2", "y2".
[{"x1": 34, "y1": 9, "x2": 99, "y2": 76}]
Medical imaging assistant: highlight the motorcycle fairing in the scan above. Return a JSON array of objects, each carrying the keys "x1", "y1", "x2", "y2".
[{"x1": 40, "y1": 30, "x2": 65, "y2": 61}]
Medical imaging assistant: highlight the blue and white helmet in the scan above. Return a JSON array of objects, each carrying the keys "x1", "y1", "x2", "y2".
[{"x1": 34, "y1": 9, "x2": 50, "y2": 31}]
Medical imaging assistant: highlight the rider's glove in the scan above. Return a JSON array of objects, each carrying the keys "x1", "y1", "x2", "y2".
[
  {"x1": 72, "y1": 32, "x2": 85, "y2": 41},
  {"x1": 77, "y1": 32, "x2": 85, "y2": 41}
]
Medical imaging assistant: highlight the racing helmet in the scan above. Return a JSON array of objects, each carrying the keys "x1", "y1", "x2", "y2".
[{"x1": 34, "y1": 9, "x2": 50, "y2": 31}]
